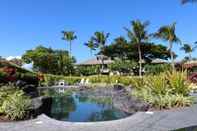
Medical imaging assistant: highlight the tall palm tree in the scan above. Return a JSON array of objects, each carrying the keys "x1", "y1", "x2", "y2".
[
  {"x1": 62, "y1": 31, "x2": 77, "y2": 56},
  {"x1": 84, "y1": 38, "x2": 97, "y2": 56},
  {"x1": 180, "y1": 42, "x2": 197, "y2": 60},
  {"x1": 154, "y1": 22, "x2": 181, "y2": 70},
  {"x1": 92, "y1": 31, "x2": 110, "y2": 72},
  {"x1": 92, "y1": 31, "x2": 110, "y2": 50},
  {"x1": 124, "y1": 20, "x2": 150, "y2": 77}
]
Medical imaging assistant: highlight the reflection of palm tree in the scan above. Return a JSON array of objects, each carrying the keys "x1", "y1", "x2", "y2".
[
  {"x1": 88, "y1": 109, "x2": 119, "y2": 121},
  {"x1": 51, "y1": 96, "x2": 76, "y2": 120}
]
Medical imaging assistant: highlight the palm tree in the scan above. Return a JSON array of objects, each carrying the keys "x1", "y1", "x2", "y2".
[
  {"x1": 181, "y1": 0, "x2": 197, "y2": 4},
  {"x1": 62, "y1": 31, "x2": 77, "y2": 56},
  {"x1": 92, "y1": 31, "x2": 110, "y2": 72},
  {"x1": 92, "y1": 31, "x2": 110, "y2": 50},
  {"x1": 180, "y1": 42, "x2": 197, "y2": 60},
  {"x1": 154, "y1": 22, "x2": 181, "y2": 70},
  {"x1": 124, "y1": 20, "x2": 150, "y2": 77},
  {"x1": 84, "y1": 38, "x2": 97, "y2": 56}
]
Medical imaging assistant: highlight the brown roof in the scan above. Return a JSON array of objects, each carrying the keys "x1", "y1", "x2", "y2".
[
  {"x1": 77, "y1": 58, "x2": 113, "y2": 66},
  {"x1": 151, "y1": 58, "x2": 168, "y2": 64},
  {"x1": 183, "y1": 60, "x2": 197, "y2": 68}
]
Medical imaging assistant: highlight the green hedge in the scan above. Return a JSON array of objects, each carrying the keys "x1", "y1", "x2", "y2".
[
  {"x1": 144, "y1": 64, "x2": 171, "y2": 75},
  {"x1": 42, "y1": 74, "x2": 142, "y2": 86},
  {"x1": 42, "y1": 74, "x2": 82, "y2": 86}
]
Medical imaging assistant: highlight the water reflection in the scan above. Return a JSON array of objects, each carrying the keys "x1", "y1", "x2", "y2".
[{"x1": 41, "y1": 89, "x2": 130, "y2": 122}]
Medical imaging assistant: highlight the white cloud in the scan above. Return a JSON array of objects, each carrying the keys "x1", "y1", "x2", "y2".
[
  {"x1": 22, "y1": 63, "x2": 33, "y2": 71},
  {"x1": 6, "y1": 56, "x2": 21, "y2": 61}
]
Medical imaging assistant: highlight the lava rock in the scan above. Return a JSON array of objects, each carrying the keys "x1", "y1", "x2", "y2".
[
  {"x1": 113, "y1": 84, "x2": 125, "y2": 91},
  {"x1": 30, "y1": 96, "x2": 52, "y2": 118},
  {"x1": 22, "y1": 85, "x2": 39, "y2": 98}
]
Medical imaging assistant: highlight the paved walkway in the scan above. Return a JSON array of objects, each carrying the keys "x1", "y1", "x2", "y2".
[{"x1": 1, "y1": 104, "x2": 197, "y2": 131}]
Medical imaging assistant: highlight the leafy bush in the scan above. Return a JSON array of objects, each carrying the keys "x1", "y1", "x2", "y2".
[
  {"x1": 143, "y1": 74, "x2": 169, "y2": 95},
  {"x1": 109, "y1": 60, "x2": 137, "y2": 74},
  {"x1": 76, "y1": 66, "x2": 99, "y2": 76},
  {"x1": 88, "y1": 75, "x2": 141, "y2": 86},
  {"x1": 132, "y1": 88, "x2": 193, "y2": 109},
  {"x1": 41, "y1": 74, "x2": 143, "y2": 86},
  {"x1": 42, "y1": 74, "x2": 82, "y2": 86},
  {"x1": 131, "y1": 71, "x2": 193, "y2": 109},
  {"x1": 0, "y1": 86, "x2": 31, "y2": 120},
  {"x1": 144, "y1": 64, "x2": 171, "y2": 75},
  {"x1": 166, "y1": 71, "x2": 190, "y2": 96}
]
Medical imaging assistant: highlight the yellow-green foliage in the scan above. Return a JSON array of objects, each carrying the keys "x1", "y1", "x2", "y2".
[
  {"x1": 0, "y1": 86, "x2": 31, "y2": 120},
  {"x1": 42, "y1": 74, "x2": 142, "y2": 86},
  {"x1": 132, "y1": 89, "x2": 193, "y2": 109},
  {"x1": 132, "y1": 71, "x2": 193, "y2": 109},
  {"x1": 43, "y1": 74, "x2": 82, "y2": 86},
  {"x1": 166, "y1": 71, "x2": 190, "y2": 96}
]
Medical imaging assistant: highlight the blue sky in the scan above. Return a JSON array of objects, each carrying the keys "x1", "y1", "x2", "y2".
[{"x1": 0, "y1": 0, "x2": 196, "y2": 62}]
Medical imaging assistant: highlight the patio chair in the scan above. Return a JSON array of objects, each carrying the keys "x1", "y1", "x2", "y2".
[
  {"x1": 80, "y1": 78, "x2": 85, "y2": 84},
  {"x1": 85, "y1": 79, "x2": 89, "y2": 85}
]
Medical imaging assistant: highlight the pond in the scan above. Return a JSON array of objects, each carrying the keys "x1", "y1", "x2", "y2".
[{"x1": 40, "y1": 88, "x2": 131, "y2": 122}]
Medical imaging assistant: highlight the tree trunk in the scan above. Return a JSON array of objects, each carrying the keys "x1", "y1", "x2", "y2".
[
  {"x1": 90, "y1": 49, "x2": 93, "y2": 57},
  {"x1": 138, "y1": 44, "x2": 142, "y2": 78},
  {"x1": 169, "y1": 42, "x2": 175, "y2": 71},
  {"x1": 189, "y1": 52, "x2": 192, "y2": 61},
  {"x1": 69, "y1": 41, "x2": 72, "y2": 77},
  {"x1": 69, "y1": 41, "x2": 72, "y2": 57}
]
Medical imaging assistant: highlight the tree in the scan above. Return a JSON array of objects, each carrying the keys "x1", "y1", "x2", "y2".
[
  {"x1": 22, "y1": 46, "x2": 75, "y2": 75},
  {"x1": 84, "y1": 38, "x2": 97, "y2": 56},
  {"x1": 106, "y1": 37, "x2": 128, "y2": 60},
  {"x1": 154, "y1": 22, "x2": 181, "y2": 70},
  {"x1": 180, "y1": 42, "x2": 197, "y2": 60},
  {"x1": 101, "y1": 36, "x2": 171, "y2": 62},
  {"x1": 92, "y1": 31, "x2": 110, "y2": 51},
  {"x1": 62, "y1": 31, "x2": 77, "y2": 56},
  {"x1": 181, "y1": 0, "x2": 197, "y2": 4},
  {"x1": 55, "y1": 50, "x2": 76, "y2": 75},
  {"x1": 92, "y1": 31, "x2": 110, "y2": 72},
  {"x1": 109, "y1": 60, "x2": 138, "y2": 75},
  {"x1": 124, "y1": 20, "x2": 150, "y2": 77}
]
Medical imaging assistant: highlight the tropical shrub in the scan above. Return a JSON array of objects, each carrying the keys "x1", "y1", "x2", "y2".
[
  {"x1": 76, "y1": 66, "x2": 99, "y2": 76},
  {"x1": 42, "y1": 74, "x2": 82, "y2": 86},
  {"x1": 144, "y1": 64, "x2": 171, "y2": 75},
  {"x1": 41, "y1": 74, "x2": 143, "y2": 86},
  {"x1": 143, "y1": 74, "x2": 169, "y2": 95},
  {"x1": 109, "y1": 60, "x2": 137, "y2": 75},
  {"x1": 1, "y1": 91, "x2": 31, "y2": 120},
  {"x1": 88, "y1": 75, "x2": 141, "y2": 86},
  {"x1": 132, "y1": 88, "x2": 193, "y2": 109},
  {"x1": 0, "y1": 86, "x2": 31, "y2": 120},
  {"x1": 131, "y1": 71, "x2": 193, "y2": 109},
  {"x1": 166, "y1": 71, "x2": 190, "y2": 95}
]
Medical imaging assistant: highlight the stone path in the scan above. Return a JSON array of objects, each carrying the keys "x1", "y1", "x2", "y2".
[{"x1": 1, "y1": 104, "x2": 197, "y2": 131}]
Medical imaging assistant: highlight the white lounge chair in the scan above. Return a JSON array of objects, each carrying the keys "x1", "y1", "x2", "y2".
[
  {"x1": 85, "y1": 79, "x2": 89, "y2": 85},
  {"x1": 79, "y1": 78, "x2": 85, "y2": 85}
]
